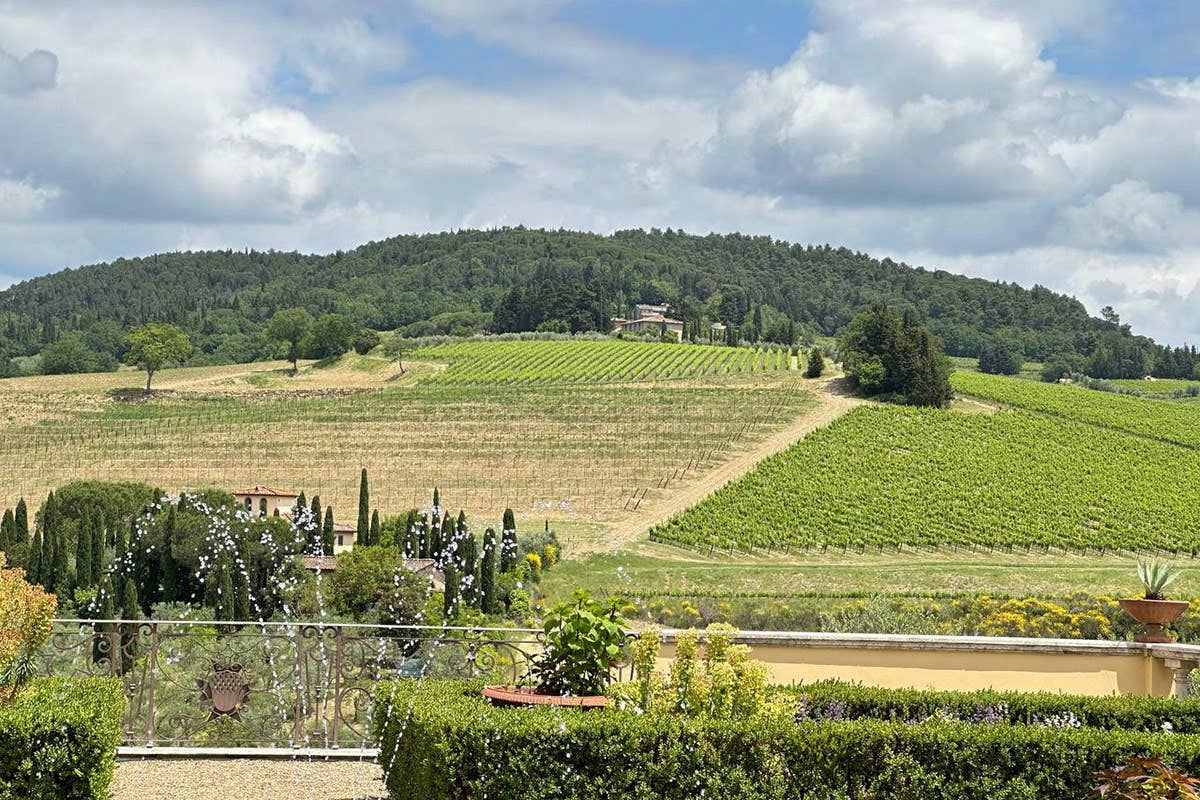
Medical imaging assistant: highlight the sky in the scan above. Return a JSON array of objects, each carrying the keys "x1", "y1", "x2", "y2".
[{"x1": 1, "y1": 0, "x2": 1198, "y2": 344}]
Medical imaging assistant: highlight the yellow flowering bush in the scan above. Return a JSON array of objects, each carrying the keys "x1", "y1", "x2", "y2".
[{"x1": 0, "y1": 553, "x2": 57, "y2": 700}]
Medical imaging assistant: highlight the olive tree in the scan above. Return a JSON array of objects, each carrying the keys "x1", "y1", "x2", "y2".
[
  {"x1": 266, "y1": 307, "x2": 314, "y2": 374},
  {"x1": 126, "y1": 323, "x2": 191, "y2": 392}
]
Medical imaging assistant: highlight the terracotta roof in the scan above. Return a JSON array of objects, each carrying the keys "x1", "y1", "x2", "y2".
[
  {"x1": 233, "y1": 485, "x2": 299, "y2": 498},
  {"x1": 301, "y1": 555, "x2": 338, "y2": 571}
]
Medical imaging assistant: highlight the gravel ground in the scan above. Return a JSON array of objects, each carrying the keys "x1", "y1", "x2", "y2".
[{"x1": 111, "y1": 758, "x2": 388, "y2": 799}]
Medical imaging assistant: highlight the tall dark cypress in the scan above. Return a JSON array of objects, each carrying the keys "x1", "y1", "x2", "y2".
[
  {"x1": 120, "y1": 573, "x2": 139, "y2": 621},
  {"x1": 479, "y1": 527, "x2": 497, "y2": 614},
  {"x1": 500, "y1": 508, "x2": 518, "y2": 573},
  {"x1": 232, "y1": 565, "x2": 251, "y2": 621},
  {"x1": 405, "y1": 512, "x2": 420, "y2": 558},
  {"x1": 216, "y1": 566, "x2": 234, "y2": 622},
  {"x1": 322, "y1": 507, "x2": 335, "y2": 555},
  {"x1": 27, "y1": 530, "x2": 43, "y2": 585},
  {"x1": 41, "y1": 492, "x2": 57, "y2": 593},
  {"x1": 159, "y1": 507, "x2": 178, "y2": 604},
  {"x1": 369, "y1": 509, "x2": 380, "y2": 547},
  {"x1": 458, "y1": 513, "x2": 477, "y2": 606},
  {"x1": 442, "y1": 561, "x2": 459, "y2": 619},
  {"x1": 296, "y1": 491, "x2": 307, "y2": 515},
  {"x1": 418, "y1": 513, "x2": 430, "y2": 559},
  {"x1": 14, "y1": 498, "x2": 28, "y2": 543},
  {"x1": 0, "y1": 508, "x2": 13, "y2": 553},
  {"x1": 75, "y1": 511, "x2": 93, "y2": 591},
  {"x1": 309, "y1": 496, "x2": 323, "y2": 554},
  {"x1": 438, "y1": 514, "x2": 454, "y2": 565},
  {"x1": 356, "y1": 468, "x2": 370, "y2": 546},
  {"x1": 90, "y1": 518, "x2": 105, "y2": 588}
]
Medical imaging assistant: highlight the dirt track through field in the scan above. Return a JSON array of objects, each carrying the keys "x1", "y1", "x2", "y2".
[{"x1": 595, "y1": 377, "x2": 865, "y2": 551}]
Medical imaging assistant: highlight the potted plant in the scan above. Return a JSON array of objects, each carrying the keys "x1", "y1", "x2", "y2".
[
  {"x1": 483, "y1": 590, "x2": 627, "y2": 708},
  {"x1": 1119, "y1": 561, "x2": 1189, "y2": 643}
]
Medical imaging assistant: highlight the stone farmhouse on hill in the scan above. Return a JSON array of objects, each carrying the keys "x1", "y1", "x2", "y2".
[{"x1": 610, "y1": 303, "x2": 684, "y2": 340}]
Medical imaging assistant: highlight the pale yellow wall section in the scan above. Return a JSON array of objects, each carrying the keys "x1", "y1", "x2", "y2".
[{"x1": 655, "y1": 633, "x2": 1197, "y2": 698}]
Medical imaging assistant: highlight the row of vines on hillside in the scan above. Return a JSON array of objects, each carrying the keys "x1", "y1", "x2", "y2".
[
  {"x1": 651, "y1": 405, "x2": 1200, "y2": 554},
  {"x1": 952, "y1": 371, "x2": 1200, "y2": 449},
  {"x1": 412, "y1": 340, "x2": 793, "y2": 384}
]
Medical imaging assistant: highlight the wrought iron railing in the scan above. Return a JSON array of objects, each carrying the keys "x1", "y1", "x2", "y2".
[{"x1": 40, "y1": 619, "x2": 551, "y2": 750}]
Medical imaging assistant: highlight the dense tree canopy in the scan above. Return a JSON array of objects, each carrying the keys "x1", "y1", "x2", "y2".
[
  {"x1": 841, "y1": 304, "x2": 953, "y2": 408},
  {"x1": 978, "y1": 338, "x2": 1022, "y2": 376},
  {"x1": 0, "y1": 228, "x2": 1187, "y2": 378}
]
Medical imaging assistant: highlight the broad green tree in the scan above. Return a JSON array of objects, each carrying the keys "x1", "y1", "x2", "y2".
[
  {"x1": 126, "y1": 323, "x2": 191, "y2": 391},
  {"x1": 266, "y1": 307, "x2": 313, "y2": 374}
]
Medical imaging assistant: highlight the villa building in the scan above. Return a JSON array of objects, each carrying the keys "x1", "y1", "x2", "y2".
[{"x1": 611, "y1": 303, "x2": 684, "y2": 339}]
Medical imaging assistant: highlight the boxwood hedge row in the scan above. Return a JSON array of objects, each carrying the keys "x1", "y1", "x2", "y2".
[
  {"x1": 788, "y1": 680, "x2": 1200, "y2": 733},
  {"x1": 375, "y1": 679, "x2": 1200, "y2": 800},
  {"x1": 0, "y1": 678, "x2": 125, "y2": 800}
]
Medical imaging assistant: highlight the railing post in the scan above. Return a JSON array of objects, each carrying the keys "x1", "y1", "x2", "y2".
[
  {"x1": 144, "y1": 623, "x2": 158, "y2": 746},
  {"x1": 331, "y1": 625, "x2": 344, "y2": 749},
  {"x1": 292, "y1": 627, "x2": 306, "y2": 748}
]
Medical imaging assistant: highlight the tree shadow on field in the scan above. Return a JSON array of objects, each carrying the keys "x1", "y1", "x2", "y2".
[
  {"x1": 821, "y1": 376, "x2": 859, "y2": 398},
  {"x1": 108, "y1": 388, "x2": 175, "y2": 402}
]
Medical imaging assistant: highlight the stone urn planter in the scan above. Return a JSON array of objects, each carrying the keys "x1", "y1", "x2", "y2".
[
  {"x1": 482, "y1": 685, "x2": 607, "y2": 709},
  {"x1": 1119, "y1": 598, "x2": 1190, "y2": 643}
]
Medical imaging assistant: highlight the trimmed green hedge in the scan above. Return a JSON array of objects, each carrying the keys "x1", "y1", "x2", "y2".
[
  {"x1": 375, "y1": 679, "x2": 1200, "y2": 800},
  {"x1": 790, "y1": 680, "x2": 1200, "y2": 733},
  {"x1": 0, "y1": 678, "x2": 125, "y2": 800}
]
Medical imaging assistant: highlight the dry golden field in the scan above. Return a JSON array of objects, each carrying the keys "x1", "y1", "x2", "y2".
[{"x1": 0, "y1": 350, "x2": 817, "y2": 530}]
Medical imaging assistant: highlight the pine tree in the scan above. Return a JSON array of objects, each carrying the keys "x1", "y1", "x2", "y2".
[
  {"x1": 14, "y1": 498, "x2": 28, "y2": 543},
  {"x1": 369, "y1": 510, "x2": 380, "y2": 547},
  {"x1": 322, "y1": 507, "x2": 335, "y2": 555},
  {"x1": 159, "y1": 507, "x2": 178, "y2": 604},
  {"x1": 76, "y1": 511, "x2": 93, "y2": 592},
  {"x1": 442, "y1": 561, "x2": 459, "y2": 619},
  {"x1": 356, "y1": 468, "x2": 370, "y2": 546},
  {"x1": 500, "y1": 508, "x2": 518, "y2": 573},
  {"x1": 805, "y1": 347, "x2": 825, "y2": 378},
  {"x1": 479, "y1": 527, "x2": 497, "y2": 614}
]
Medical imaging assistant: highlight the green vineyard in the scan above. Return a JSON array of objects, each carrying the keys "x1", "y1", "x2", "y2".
[
  {"x1": 952, "y1": 371, "x2": 1200, "y2": 449},
  {"x1": 650, "y1": 405, "x2": 1200, "y2": 553},
  {"x1": 412, "y1": 339, "x2": 793, "y2": 384}
]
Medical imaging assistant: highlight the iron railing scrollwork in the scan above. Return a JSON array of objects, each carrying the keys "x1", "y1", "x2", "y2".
[{"x1": 40, "y1": 619, "x2": 563, "y2": 750}]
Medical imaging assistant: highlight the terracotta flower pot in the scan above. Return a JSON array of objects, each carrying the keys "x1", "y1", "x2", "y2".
[
  {"x1": 1119, "y1": 598, "x2": 1190, "y2": 643},
  {"x1": 482, "y1": 685, "x2": 607, "y2": 709}
]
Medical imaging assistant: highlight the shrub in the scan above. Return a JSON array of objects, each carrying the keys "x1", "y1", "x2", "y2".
[
  {"x1": 0, "y1": 677, "x2": 124, "y2": 800},
  {"x1": 786, "y1": 680, "x2": 1200, "y2": 734},
  {"x1": 375, "y1": 679, "x2": 1200, "y2": 800},
  {"x1": 532, "y1": 590, "x2": 627, "y2": 697},
  {"x1": 0, "y1": 554, "x2": 56, "y2": 697}
]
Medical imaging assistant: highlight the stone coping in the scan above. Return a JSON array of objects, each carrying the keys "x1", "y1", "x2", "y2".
[{"x1": 659, "y1": 629, "x2": 1200, "y2": 660}]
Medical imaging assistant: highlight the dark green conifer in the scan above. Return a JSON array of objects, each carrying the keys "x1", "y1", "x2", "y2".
[
  {"x1": 479, "y1": 528, "x2": 497, "y2": 614},
  {"x1": 159, "y1": 507, "x2": 178, "y2": 604},
  {"x1": 356, "y1": 468, "x2": 370, "y2": 545},
  {"x1": 322, "y1": 507, "x2": 335, "y2": 555},
  {"x1": 500, "y1": 508, "x2": 518, "y2": 573},
  {"x1": 369, "y1": 509, "x2": 380, "y2": 547},
  {"x1": 442, "y1": 562, "x2": 459, "y2": 618},
  {"x1": 14, "y1": 498, "x2": 28, "y2": 542},
  {"x1": 75, "y1": 511, "x2": 93, "y2": 591}
]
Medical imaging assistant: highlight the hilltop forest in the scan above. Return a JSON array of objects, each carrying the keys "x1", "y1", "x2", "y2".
[{"x1": 0, "y1": 227, "x2": 1190, "y2": 379}]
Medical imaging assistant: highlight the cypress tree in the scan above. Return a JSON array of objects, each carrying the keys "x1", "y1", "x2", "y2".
[
  {"x1": 216, "y1": 566, "x2": 234, "y2": 621},
  {"x1": 159, "y1": 507, "x2": 178, "y2": 604},
  {"x1": 356, "y1": 468, "x2": 370, "y2": 545},
  {"x1": 0, "y1": 508, "x2": 13, "y2": 553},
  {"x1": 480, "y1": 527, "x2": 497, "y2": 614},
  {"x1": 458, "y1": 514, "x2": 477, "y2": 606},
  {"x1": 322, "y1": 507, "x2": 334, "y2": 555},
  {"x1": 310, "y1": 496, "x2": 323, "y2": 554},
  {"x1": 442, "y1": 561, "x2": 458, "y2": 619},
  {"x1": 500, "y1": 508, "x2": 518, "y2": 573},
  {"x1": 439, "y1": 514, "x2": 454, "y2": 565},
  {"x1": 40, "y1": 492, "x2": 57, "y2": 593},
  {"x1": 232, "y1": 566, "x2": 251, "y2": 621},
  {"x1": 28, "y1": 530, "x2": 43, "y2": 585},
  {"x1": 120, "y1": 574, "x2": 139, "y2": 621},
  {"x1": 418, "y1": 513, "x2": 430, "y2": 559},
  {"x1": 91, "y1": 518, "x2": 105, "y2": 588},
  {"x1": 14, "y1": 498, "x2": 28, "y2": 543},
  {"x1": 404, "y1": 512, "x2": 419, "y2": 558},
  {"x1": 805, "y1": 347, "x2": 825, "y2": 378},
  {"x1": 76, "y1": 511, "x2": 93, "y2": 592},
  {"x1": 296, "y1": 491, "x2": 307, "y2": 515},
  {"x1": 51, "y1": 515, "x2": 70, "y2": 595},
  {"x1": 369, "y1": 509, "x2": 380, "y2": 547}
]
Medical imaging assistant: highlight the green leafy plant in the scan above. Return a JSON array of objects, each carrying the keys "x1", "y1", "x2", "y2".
[
  {"x1": 1087, "y1": 758, "x2": 1200, "y2": 800},
  {"x1": 532, "y1": 589, "x2": 627, "y2": 696},
  {"x1": 1139, "y1": 561, "x2": 1182, "y2": 600}
]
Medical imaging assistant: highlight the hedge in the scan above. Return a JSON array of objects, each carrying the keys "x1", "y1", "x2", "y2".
[
  {"x1": 375, "y1": 679, "x2": 1200, "y2": 800},
  {"x1": 789, "y1": 680, "x2": 1200, "y2": 733},
  {"x1": 0, "y1": 678, "x2": 125, "y2": 800}
]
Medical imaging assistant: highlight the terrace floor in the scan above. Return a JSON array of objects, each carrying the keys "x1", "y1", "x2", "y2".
[{"x1": 112, "y1": 758, "x2": 387, "y2": 799}]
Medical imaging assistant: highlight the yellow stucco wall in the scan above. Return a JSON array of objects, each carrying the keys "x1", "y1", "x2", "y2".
[{"x1": 656, "y1": 641, "x2": 1179, "y2": 697}]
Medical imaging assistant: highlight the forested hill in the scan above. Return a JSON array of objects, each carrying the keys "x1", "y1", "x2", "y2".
[{"x1": 0, "y1": 227, "x2": 1170, "y2": 373}]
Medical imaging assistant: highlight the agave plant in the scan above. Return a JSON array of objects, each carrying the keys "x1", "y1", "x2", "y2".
[{"x1": 1137, "y1": 560, "x2": 1182, "y2": 600}]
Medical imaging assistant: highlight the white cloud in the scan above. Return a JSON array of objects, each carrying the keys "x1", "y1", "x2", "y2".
[{"x1": 0, "y1": 178, "x2": 58, "y2": 219}]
